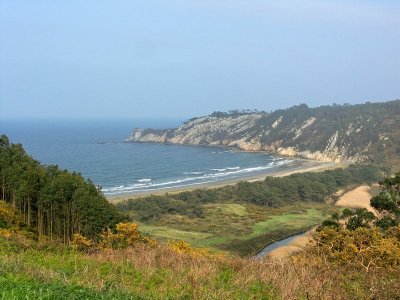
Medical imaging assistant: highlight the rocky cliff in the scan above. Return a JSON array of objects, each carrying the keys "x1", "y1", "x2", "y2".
[{"x1": 127, "y1": 100, "x2": 400, "y2": 163}]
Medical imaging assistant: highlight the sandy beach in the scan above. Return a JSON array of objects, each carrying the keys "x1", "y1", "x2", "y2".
[{"x1": 107, "y1": 159, "x2": 345, "y2": 202}]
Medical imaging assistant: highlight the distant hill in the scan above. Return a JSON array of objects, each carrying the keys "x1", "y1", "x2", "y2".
[{"x1": 127, "y1": 100, "x2": 400, "y2": 165}]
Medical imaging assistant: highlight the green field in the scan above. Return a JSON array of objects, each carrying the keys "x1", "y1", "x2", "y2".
[{"x1": 136, "y1": 202, "x2": 339, "y2": 256}]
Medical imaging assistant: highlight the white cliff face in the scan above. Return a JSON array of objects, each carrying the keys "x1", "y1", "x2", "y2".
[
  {"x1": 293, "y1": 117, "x2": 316, "y2": 140},
  {"x1": 167, "y1": 115, "x2": 262, "y2": 145},
  {"x1": 127, "y1": 114, "x2": 362, "y2": 162},
  {"x1": 127, "y1": 100, "x2": 400, "y2": 163},
  {"x1": 271, "y1": 116, "x2": 282, "y2": 128}
]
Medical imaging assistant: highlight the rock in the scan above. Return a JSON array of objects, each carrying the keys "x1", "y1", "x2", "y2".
[{"x1": 126, "y1": 100, "x2": 400, "y2": 163}]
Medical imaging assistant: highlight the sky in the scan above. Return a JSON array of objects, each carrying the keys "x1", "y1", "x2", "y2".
[{"x1": 0, "y1": 0, "x2": 399, "y2": 119}]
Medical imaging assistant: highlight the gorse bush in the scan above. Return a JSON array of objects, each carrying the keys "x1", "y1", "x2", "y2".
[
  {"x1": 70, "y1": 233, "x2": 95, "y2": 252},
  {"x1": 70, "y1": 222, "x2": 158, "y2": 251},
  {"x1": 0, "y1": 201, "x2": 21, "y2": 229},
  {"x1": 311, "y1": 226, "x2": 400, "y2": 270},
  {"x1": 168, "y1": 240, "x2": 220, "y2": 258},
  {"x1": 100, "y1": 222, "x2": 145, "y2": 249}
]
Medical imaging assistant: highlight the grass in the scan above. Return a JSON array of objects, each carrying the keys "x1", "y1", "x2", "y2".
[
  {"x1": 0, "y1": 237, "x2": 279, "y2": 299},
  {"x1": 210, "y1": 203, "x2": 248, "y2": 216},
  {"x1": 0, "y1": 275, "x2": 138, "y2": 300},
  {"x1": 0, "y1": 235, "x2": 398, "y2": 300},
  {"x1": 137, "y1": 223, "x2": 213, "y2": 244},
  {"x1": 250, "y1": 208, "x2": 328, "y2": 237},
  {"x1": 135, "y1": 202, "x2": 339, "y2": 256}
]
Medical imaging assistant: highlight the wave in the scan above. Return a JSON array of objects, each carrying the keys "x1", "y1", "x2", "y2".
[
  {"x1": 212, "y1": 150, "x2": 233, "y2": 154},
  {"x1": 102, "y1": 183, "x2": 150, "y2": 192},
  {"x1": 122, "y1": 180, "x2": 219, "y2": 193},
  {"x1": 184, "y1": 171, "x2": 205, "y2": 175},
  {"x1": 102, "y1": 159, "x2": 294, "y2": 195},
  {"x1": 102, "y1": 184, "x2": 125, "y2": 192},
  {"x1": 138, "y1": 178, "x2": 151, "y2": 183}
]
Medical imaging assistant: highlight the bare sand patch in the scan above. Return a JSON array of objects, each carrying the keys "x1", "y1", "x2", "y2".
[
  {"x1": 267, "y1": 245, "x2": 303, "y2": 260},
  {"x1": 267, "y1": 229, "x2": 315, "y2": 260},
  {"x1": 335, "y1": 185, "x2": 378, "y2": 215}
]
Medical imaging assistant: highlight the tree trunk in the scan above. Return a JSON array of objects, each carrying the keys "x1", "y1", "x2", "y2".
[{"x1": 1, "y1": 177, "x2": 4, "y2": 200}]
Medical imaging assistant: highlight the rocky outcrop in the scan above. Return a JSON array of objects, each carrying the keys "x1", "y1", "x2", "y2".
[{"x1": 127, "y1": 100, "x2": 400, "y2": 163}]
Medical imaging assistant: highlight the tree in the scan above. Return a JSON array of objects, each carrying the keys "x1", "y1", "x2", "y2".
[
  {"x1": 0, "y1": 135, "x2": 125, "y2": 242},
  {"x1": 370, "y1": 173, "x2": 400, "y2": 228},
  {"x1": 346, "y1": 208, "x2": 376, "y2": 230}
]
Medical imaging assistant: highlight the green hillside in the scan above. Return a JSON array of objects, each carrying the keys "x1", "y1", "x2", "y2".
[{"x1": 129, "y1": 100, "x2": 400, "y2": 168}]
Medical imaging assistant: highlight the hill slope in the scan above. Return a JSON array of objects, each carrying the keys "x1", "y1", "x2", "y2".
[{"x1": 128, "y1": 100, "x2": 400, "y2": 164}]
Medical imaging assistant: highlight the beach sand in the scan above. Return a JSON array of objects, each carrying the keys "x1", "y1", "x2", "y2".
[{"x1": 107, "y1": 160, "x2": 345, "y2": 203}]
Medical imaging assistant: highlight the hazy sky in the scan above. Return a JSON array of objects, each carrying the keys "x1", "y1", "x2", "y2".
[{"x1": 1, "y1": 0, "x2": 399, "y2": 119}]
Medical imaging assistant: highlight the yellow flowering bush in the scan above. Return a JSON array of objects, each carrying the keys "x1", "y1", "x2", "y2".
[
  {"x1": 0, "y1": 200, "x2": 21, "y2": 229},
  {"x1": 310, "y1": 226, "x2": 400, "y2": 270},
  {"x1": 70, "y1": 233, "x2": 95, "y2": 252},
  {"x1": 99, "y1": 222, "x2": 157, "y2": 249},
  {"x1": 0, "y1": 228, "x2": 12, "y2": 238},
  {"x1": 168, "y1": 240, "x2": 221, "y2": 258}
]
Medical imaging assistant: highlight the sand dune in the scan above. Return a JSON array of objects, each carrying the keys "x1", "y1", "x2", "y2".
[{"x1": 335, "y1": 185, "x2": 378, "y2": 215}]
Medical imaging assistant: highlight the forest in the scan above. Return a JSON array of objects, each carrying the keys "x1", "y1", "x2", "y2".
[{"x1": 0, "y1": 135, "x2": 124, "y2": 243}]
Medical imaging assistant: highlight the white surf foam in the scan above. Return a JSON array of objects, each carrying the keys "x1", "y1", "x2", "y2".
[
  {"x1": 211, "y1": 168, "x2": 227, "y2": 172},
  {"x1": 138, "y1": 178, "x2": 152, "y2": 183},
  {"x1": 102, "y1": 158, "x2": 293, "y2": 195}
]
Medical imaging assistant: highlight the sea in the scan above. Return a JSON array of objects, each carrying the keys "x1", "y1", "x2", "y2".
[{"x1": 0, "y1": 119, "x2": 294, "y2": 197}]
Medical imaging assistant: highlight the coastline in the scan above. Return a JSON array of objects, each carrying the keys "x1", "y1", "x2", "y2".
[{"x1": 107, "y1": 159, "x2": 346, "y2": 202}]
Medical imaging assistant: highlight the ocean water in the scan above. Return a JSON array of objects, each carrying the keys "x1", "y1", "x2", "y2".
[{"x1": 0, "y1": 119, "x2": 294, "y2": 196}]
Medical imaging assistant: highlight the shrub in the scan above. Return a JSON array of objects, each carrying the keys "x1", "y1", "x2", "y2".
[
  {"x1": 310, "y1": 226, "x2": 400, "y2": 270},
  {"x1": 70, "y1": 233, "x2": 95, "y2": 252},
  {"x1": 99, "y1": 222, "x2": 157, "y2": 249},
  {"x1": 0, "y1": 200, "x2": 21, "y2": 229},
  {"x1": 168, "y1": 240, "x2": 221, "y2": 258}
]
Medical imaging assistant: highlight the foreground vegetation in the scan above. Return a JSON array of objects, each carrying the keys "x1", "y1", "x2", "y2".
[
  {"x1": 0, "y1": 235, "x2": 398, "y2": 299},
  {"x1": 1, "y1": 190, "x2": 399, "y2": 299},
  {"x1": 118, "y1": 164, "x2": 385, "y2": 255}
]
